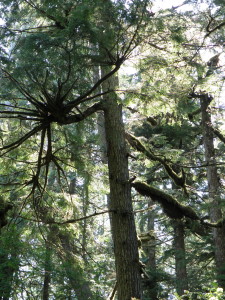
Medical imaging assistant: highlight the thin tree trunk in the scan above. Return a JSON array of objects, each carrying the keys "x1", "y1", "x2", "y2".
[
  {"x1": 38, "y1": 204, "x2": 95, "y2": 300},
  {"x1": 145, "y1": 200, "x2": 158, "y2": 300},
  {"x1": 171, "y1": 177, "x2": 189, "y2": 296},
  {"x1": 42, "y1": 236, "x2": 52, "y2": 300},
  {"x1": 49, "y1": 224, "x2": 94, "y2": 299},
  {"x1": 200, "y1": 96, "x2": 225, "y2": 289},
  {"x1": 173, "y1": 220, "x2": 189, "y2": 296},
  {"x1": 81, "y1": 172, "x2": 90, "y2": 262},
  {"x1": 0, "y1": 249, "x2": 18, "y2": 300},
  {"x1": 139, "y1": 199, "x2": 158, "y2": 300}
]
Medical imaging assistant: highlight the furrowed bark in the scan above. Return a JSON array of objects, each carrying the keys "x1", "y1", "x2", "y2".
[
  {"x1": 102, "y1": 70, "x2": 142, "y2": 299},
  {"x1": 200, "y1": 95, "x2": 225, "y2": 289}
]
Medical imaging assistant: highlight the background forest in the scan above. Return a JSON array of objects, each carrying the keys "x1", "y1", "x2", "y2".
[{"x1": 1, "y1": 0, "x2": 225, "y2": 299}]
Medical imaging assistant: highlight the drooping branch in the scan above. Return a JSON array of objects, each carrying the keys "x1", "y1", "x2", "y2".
[
  {"x1": 132, "y1": 181, "x2": 199, "y2": 220},
  {"x1": 0, "y1": 124, "x2": 44, "y2": 155},
  {"x1": 24, "y1": 0, "x2": 66, "y2": 29},
  {"x1": 184, "y1": 218, "x2": 209, "y2": 236},
  {"x1": 21, "y1": 209, "x2": 114, "y2": 225},
  {"x1": 188, "y1": 108, "x2": 201, "y2": 121},
  {"x1": 0, "y1": 102, "x2": 38, "y2": 113},
  {"x1": 126, "y1": 133, "x2": 186, "y2": 189},
  {"x1": 0, "y1": 110, "x2": 39, "y2": 117},
  {"x1": 3, "y1": 69, "x2": 47, "y2": 112}
]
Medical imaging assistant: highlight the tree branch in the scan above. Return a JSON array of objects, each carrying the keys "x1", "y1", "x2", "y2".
[
  {"x1": 132, "y1": 181, "x2": 199, "y2": 220},
  {"x1": 62, "y1": 102, "x2": 103, "y2": 124},
  {"x1": 205, "y1": 20, "x2": 225, "y2": 38},
  {"x1": 126, "y1": 132, "x2": 186, "y2": 189},
  {"x1": 65, "y1": 62, "x2": 123, "y2": 110}
]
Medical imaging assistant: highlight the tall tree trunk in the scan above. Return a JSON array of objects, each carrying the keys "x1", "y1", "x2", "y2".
[
  {"x1": 42, "y1": 236, "x2": 52, "y2": 300},
  {"x1": 172, "y1": 220, "x2": 189, "y2": 296},
  {"x1": 49, "y1": 224, "x2": 95, "y2": 300},
  {"x1": 171, "y1": 178, "x2": 189, "y2": 296},
  {"x1": 81, "y1": 172, "x2": 90, "y2": 262},
  {"x1": 103, "y1": 77, "x2": 142, "y2": 299},
  {"x1": 141, "y1": 200, "x2": 158, "y2": 300},
  {"x1": 146, "y1": 201, "x2": 157, "y2": 300},
  {"x1": 38, "y1": 204, "x2": 95, "y2": 300},
  {"x1": 0, "y1": 248, "x2": 18, "y2": 300},
  {"x1": 200, "y1": 96, "x2": 225, "y2": 289}
]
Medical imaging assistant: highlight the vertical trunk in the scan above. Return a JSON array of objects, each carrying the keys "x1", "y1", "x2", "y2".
[
  {"x1": 97, "y1": 111, "x2": 113, "y2": 235},
  {"x1": 38, "y1": 205, "x2": 95, "y2": 300},
  {"x1": 171, "y1": 178, "x2": 188, "y2": 296},
  {"x1": 50, "y1": 225, "x2": 95, "y2": 300},
  {"x1": 173, "y1": 220, "x2": 189, "y2": 296},
  {"x1": 142, "y1": 200, "x2": 158, "y2": 300},
  {"x1": 200, "y1": 96, "x2": 225, "y2": 289},
  {"x1": 0, "y1": 249, "x2": 18, "y2": 300},
  {"x1": 0, "y1": 221, "x2": 19, "y2": 300},
  {"x1": 146, "y1": 201, "x2": 157, "y2": 300},
  {"x1": 42, "y1": 237, "x2": 51, "y2": 300},
  {"x1": 97, "y1": 49, "x2": 141, "y2": 296},
  {"x1": 103, "y1": 92, "x2": 142, "y2": 299},
  {"x1": 81, "y1": 172, "x2": 90, "y2": 261},
  {"x1": 97, "y1": 0, "x2": 142, "y2": 296}
]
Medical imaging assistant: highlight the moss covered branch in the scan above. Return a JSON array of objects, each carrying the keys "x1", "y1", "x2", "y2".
[
  {"x1": 126, "y1": 133, "x2": 185, "y2": 189},
  {"x1": 132, "y1": 181, "x2": 225, "y2": 229},
  {"x1": 132, "y1": 181, "x2": 199, "y2": 220}
]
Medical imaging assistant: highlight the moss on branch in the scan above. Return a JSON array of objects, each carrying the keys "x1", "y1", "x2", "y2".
[
  {"x1": 132, "y1": 181, "x2": 199, "y2": 220},
  {"x1": 126, "y1": 133, "x2": 186, "y2": 189}
]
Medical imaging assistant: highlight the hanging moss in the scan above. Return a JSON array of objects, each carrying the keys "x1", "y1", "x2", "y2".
[{"x1": 132, "y1": 181, "x2": 199, "y2": 220}]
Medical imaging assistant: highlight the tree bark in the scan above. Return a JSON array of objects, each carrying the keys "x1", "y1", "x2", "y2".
[
  {"x1": 172, "y1": 220, "x2": 189, "y2": 296},
  {"x1": 42, "y1": 236, "x2": 52, "y2": 300},
  {"x1": 142, "y1": 200, "x2": 158, "y2": 300},
  {"x1": 200, "y1": 96, "x2": 225, "y2": 289},
  {"x1": 103, "y1": 90, "x2": 142, "y2": 299}
]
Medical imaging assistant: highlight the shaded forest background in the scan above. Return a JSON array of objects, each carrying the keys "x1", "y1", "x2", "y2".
[{"x1": 1, "y1": 0, "x2": 225, "y2": 299}]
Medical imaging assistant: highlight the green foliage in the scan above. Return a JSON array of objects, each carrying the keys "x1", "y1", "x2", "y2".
[
  {"x1": 175, "y1": 283, "x2": 225, "y2": 300},
  {"x1": 1, "y1": 0, "x2": 225, "y2": 298}
]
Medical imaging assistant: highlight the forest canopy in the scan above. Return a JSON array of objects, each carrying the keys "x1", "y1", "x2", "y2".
[{"x1": 1, "y1": 0, "x2": 225, "y2": 299}]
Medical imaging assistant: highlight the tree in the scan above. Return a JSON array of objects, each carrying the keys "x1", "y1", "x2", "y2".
[
  {"x1": 1, "y1": 0, "x2": 225, "y2": 298},
  {"x1": 0, "y1": 0, "x2": 151, "y2": 298}
]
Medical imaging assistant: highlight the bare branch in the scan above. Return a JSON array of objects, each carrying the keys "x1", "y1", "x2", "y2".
[
  {"x1": 63, "y1": 102, "x2": 103, "y2": 124},
  {"x1": 65, "y1": 63, "x2": 123, "y2": 110},
  {"x1": 0, "y1": 124, "x2": 44, "y2": 155}
]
